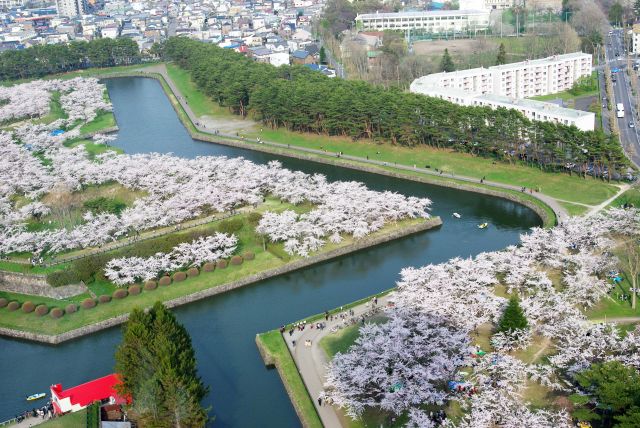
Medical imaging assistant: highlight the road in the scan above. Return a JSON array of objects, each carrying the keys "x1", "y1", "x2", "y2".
[{"x1": 604, "y1": 29, "x2": 640, "y2": 167}]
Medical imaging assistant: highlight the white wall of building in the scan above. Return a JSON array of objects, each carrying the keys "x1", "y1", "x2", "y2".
[
  {"x1": 410, "y1": 82, "x2": 595, "y2": 131},
  {"x1": 269, "y1": 51, "x2": 290, "y2": 67},
  {"x1": 355, "y1": 10, "x2": 490, "y2": 33},
  {"x1": 411, "y1": 52, "x2": 592, "y2": 99}
]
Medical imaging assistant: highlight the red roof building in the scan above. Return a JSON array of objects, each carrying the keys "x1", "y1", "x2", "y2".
[{"x1": 50, "y1": 374, "x2": 126, "y2": 415}]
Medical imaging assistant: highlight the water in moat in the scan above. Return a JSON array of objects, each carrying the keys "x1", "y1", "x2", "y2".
[{"x1": 0, "y1": 78, "x2": 541, "y2": 426}]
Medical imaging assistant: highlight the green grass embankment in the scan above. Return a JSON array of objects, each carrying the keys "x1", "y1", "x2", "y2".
[{"x1": 256, "y1": 331, "x2": 323, "y2": 428}]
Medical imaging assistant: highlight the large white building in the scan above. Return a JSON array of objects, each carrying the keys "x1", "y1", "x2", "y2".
[
  {"x1": 56, "y1": 0, "x2": 85, "y2": 17},
  {"x1": 354, "y1": 10, "x2": 490, "y2": 33},
  {"x1": 412, "y1": 52, "x2": 592, "y2": 99},
  {"x1": 410, "y1": 52, "x2": 595, "y2": 131}
]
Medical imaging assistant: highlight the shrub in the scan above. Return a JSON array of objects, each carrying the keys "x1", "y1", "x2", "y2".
[
  {"x1": 81, "y1": 298, "x2": 96, "y2": 309},
  {"x1": 144, "y1": 280, "x2": 157, "y2": 290},
  {"x1": 98, "y1": 295, "x2": 111, "y2": 303},
  {"x1": 50, "y1": 308, "x2": 64, "y2": 319},
  {"x1": 217, "y1": 218, "x2": 244, "y2": 234},
  {"x1": 83, "y1": 197, "x2": 127, "y2": 215},
  {"x1": 113, "y1": 289, "x2": 128, "y2": 299},
  {"x1": 7, "y1": 301, "x2": 20, "y2": 311},
  {"x1": 247, "y1": 212, "x2": 262, "y2": 227},
  {"x1": 202, "y1": 262, "x2": 215, "y2": 272},
  {"x1": 35, "y1": 305, "x2": 49, "y2": 316},
  {"x1": 243, "y1": 251, "x2": 255, "y2": 260},
  {"x1": 128, "y1": 284, "x2": 141, "y2": 295},
  {"x1": 187, "y1": 267, "x2": 199, "y2": 277},
  {"x1": 230, "y1": 255, "x2": 243, "y2": 265},
  {"x1": 22, "y1": 301, "x2": 35, "y2": 313},
  {"x1": 0, "y1": 298, "x2": 7, "y2": 308},
  {"x1": 65, "y1": 304, "x2": 77, "y2": 314},
  {"x1": 47, "y1": 270, "x2": 81, "y2": 287},
  {"x1": 159, "y1": 276, "x2": 171, "y2": 286},
  {"x1": 71, "y1": 254, "x2": 108, "y2": 283},
  {"x1": 173, "y1": 271, "x2": 187, "y2": 282},
  {"x1": 216, "y1": 260, "x2": 228, "y2": 269}
]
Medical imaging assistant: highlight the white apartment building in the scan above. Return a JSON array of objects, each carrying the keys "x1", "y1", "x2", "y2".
[
  {"x1": 56, "y1": 0, "x2": 85, "y2": 17},
  {"x1": 354, "y1": 10, "x2": 490, "y2": 33},
  {"x1": 411, "y1": 52, "x2": 592, "y2": 99},
  {"x1": 413, "y1": 85, "x2": 595, "y2": 131}
]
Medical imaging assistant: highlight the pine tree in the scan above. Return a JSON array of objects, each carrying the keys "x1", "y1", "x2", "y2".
[
  {"x1": 440, "y1": 49, "x2": 455, "y2": 72},
  {"x1": 496, "y1": 43, "x2": 507, "y2": 65},
  {"x1": 635, "y1": 0, "x2": 640, "y2": 17},
  {"x1": 319, "y1": 46, "x2": 327, "y2": 64},
  {"x1": 497, "y1": 296, "x2": 528, "y2": 332},
  {"x1": 116, "y1": 302, "x2": 209, "y2": 427}
]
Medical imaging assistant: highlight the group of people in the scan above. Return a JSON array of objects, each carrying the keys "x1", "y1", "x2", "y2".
[{"x1": 14, "y1": 401, "x2": 54, "y2": 423}]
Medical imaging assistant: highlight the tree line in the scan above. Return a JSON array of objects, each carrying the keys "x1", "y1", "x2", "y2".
[
  {"x1": 163, "y1": 37, "x2": 627, "y2": 177},
  {"x1": 0, "y1": 38, "x2": 141, "y2": 81}
]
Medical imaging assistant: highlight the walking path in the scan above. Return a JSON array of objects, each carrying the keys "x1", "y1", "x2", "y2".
[
  {"x1": 139, "y1": 64, "x2": 579, "y2": 223},
  {"x1": 586, "y1": 183, "x2": 630, "y2": 216},
  {"x1": 282, "y1": 294, "x2": 392, "y2": 428}
]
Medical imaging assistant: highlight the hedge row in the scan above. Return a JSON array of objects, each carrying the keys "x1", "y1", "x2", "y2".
[
  {"x1": 0, "y1": 298, "x2": 75, "y2": 319},
  {"x1": 6, "y1": 252, "x2": 257, "y2": 320}
]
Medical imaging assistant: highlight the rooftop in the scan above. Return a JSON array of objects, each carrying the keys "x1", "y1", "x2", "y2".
[
  {"x1": 356, "y1": 9, "x2": 489, "y2": 19},
  {"x1": 51, "y1": 374, "x2": 126, "y2": 409}
]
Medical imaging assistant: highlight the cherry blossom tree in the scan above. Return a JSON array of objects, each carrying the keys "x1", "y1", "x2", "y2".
[{"x1": 325, "y1": 308, "x2": 472, "y2": 420}]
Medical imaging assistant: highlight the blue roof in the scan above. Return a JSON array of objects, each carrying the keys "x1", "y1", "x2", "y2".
[{"x1": 291, "y1": 49, "x2": 309, "y2": 59}]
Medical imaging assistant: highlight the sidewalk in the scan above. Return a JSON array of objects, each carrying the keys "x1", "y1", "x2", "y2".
[
  {"x1": 139, "y1": 64, "x2": 572, "y2": 223},
  {"x1": 282, "y1": 294, "x2": 392, "y2": 428}
]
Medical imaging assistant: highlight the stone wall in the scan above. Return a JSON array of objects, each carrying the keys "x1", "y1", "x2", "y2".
[
  {"x1": 0, "y1": 217, "x2": 441, "y2": 344},
  {"x1": 0, "y1": 271, "x2": 87, "y2": 299}
]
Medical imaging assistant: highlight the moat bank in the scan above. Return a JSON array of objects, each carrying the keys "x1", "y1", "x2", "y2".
[{"x1": 0, "y1": 77, "x2": 541, "y2": 426}]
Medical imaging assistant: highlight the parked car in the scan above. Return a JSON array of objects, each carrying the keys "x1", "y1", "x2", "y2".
[{"x1": 629, "y1": 122, "x2": 635, "y2": 128}]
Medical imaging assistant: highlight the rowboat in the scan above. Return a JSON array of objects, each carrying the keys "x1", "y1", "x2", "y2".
[
  {"x1": 26, "y1": 393, "x2": 46, "y2": 401},
  {"x1": 452, "y1": 212, "x2": 461, "y2": 218},
  {"x1": 478, "y1": 223, "x2": 488, "y2": 229}
]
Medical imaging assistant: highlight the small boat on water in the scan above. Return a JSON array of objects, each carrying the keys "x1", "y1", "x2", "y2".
[
  {"x1": 478, "y1": 223, "x2": 489, "y2": 229},
  {"x1": 452, "y1": 212, "x2": 461, "y2": 218},
  {"x1": 26, "y1": 393, "x2": 46, "y2": 401}
]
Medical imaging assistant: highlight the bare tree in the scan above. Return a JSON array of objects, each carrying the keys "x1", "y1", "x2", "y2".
[{"x1": 620, "y1": 239, "x2": 640, "y2": 310}]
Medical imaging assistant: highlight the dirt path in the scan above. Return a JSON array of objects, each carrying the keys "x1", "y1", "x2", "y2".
[
  {"x1": 529, "y1": 336, "x2": 552, "y2": 364},
  {"x1": 586, "y1": 183, "x2": 630, "y2": 216}
]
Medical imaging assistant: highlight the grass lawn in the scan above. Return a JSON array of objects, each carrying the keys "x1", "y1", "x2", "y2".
[
  {"x1": 79, "y1": 110, "x2": 116, "y2": 135},
  {"x1": 28, "y1": 181, "x2": 143, "y2": 233},
  {"x1": 165, "y1": 63, "x2": 230, "y2": 118},
  {"x1": 257, "y1": 330, "x2": 323, "y2": 428},
  {"x1": 559, "y1": 201, "x2": 590, "y2": 216},
  {"x1": 39, "y1": 409, "x2": 86, "y2": 428},
  {"x1": 607, "y1": 187, "x2": 640, "y2": 208},
  {"x1": 245, "y1": 128, "x2": 617, "y2": 206},
  {"x1": 66, "y1": 138, "x2": 124, "y2": 159},
  {"x1": 35, "y1": 91, "x2": 68, "y2": 125}
]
